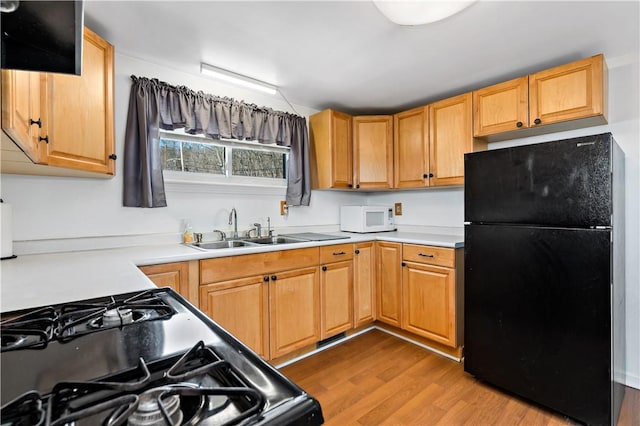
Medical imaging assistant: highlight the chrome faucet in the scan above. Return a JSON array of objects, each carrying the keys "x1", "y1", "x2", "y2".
[
  {"x1": 228, "y1": 208, "x2": 238, "y2": 239},
  {"x1": 251, "y1": 223, "x2": 262, "y2": 238}
]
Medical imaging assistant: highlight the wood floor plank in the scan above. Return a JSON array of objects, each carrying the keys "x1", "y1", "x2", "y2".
[{"x1": 280, "y1": 329, "x2": 639, "y2": 426}]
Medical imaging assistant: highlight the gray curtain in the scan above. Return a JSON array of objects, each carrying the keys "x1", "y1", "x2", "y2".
[{"x1": 123, "y1": 76, "x2": 311, "y2": 207}]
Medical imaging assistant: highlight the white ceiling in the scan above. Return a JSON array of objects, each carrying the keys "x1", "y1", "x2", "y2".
[{"x1": 84, "y1": 1, "x2": 640, "y2": 114}]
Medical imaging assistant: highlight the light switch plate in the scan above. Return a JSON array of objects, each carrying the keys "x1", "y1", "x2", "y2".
[{"x1": 395, "y1": 202, "x2": 402, "y2": 216}]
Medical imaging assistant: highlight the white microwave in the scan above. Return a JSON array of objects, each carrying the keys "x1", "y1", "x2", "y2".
[{"x1": 340, "y1": 205, "x2": 396, "y2": 233}]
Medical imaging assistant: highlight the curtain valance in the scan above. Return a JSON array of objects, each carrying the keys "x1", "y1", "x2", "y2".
[{"x1": 123, "y1": 76, "x2": 311, "y2": 208}]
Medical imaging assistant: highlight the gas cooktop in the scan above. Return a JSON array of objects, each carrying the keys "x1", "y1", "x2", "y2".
[{"x1": 0, "y1": 288, "x2": 323, "y2": 425}]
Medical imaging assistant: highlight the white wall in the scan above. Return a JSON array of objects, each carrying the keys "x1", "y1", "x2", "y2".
[{"x1": 0, "y1": 52, "x2": 637, "y2": 387}]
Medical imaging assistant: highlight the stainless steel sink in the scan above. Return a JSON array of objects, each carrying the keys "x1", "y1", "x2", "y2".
[
  {"x1": 188, "y1": 236, "x2": 309, "y2": 250},
  {"x1": 189, "y1": 240, "x2": 255, "y2": 250},
  {"x1": 243, "y1": 236, "x2": 309, "y2": 245}
]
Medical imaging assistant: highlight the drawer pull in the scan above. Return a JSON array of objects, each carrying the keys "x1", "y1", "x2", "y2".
[
  {"x1": 333, "y1": 251, "x2": 346, "y2": 256},
  {"x1": 418, "y1": 253, "x2": 434, "y2": 258}
]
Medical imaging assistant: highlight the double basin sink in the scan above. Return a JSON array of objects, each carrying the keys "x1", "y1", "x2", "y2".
[{"x1": 188, "y1": 236, "x2": 309, "y2": 251}]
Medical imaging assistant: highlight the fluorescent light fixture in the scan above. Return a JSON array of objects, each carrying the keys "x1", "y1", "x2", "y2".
[
  {"x1": 200, "y1": 63, "x2": 278, "y2": 95},
  {"x1": 373, "y1": 0, "x2": 476, "y2": 26}
]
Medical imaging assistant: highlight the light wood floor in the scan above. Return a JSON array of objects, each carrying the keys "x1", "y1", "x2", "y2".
[{"x1": 280, "y1": 329, "x2": 639, "y2": 426}]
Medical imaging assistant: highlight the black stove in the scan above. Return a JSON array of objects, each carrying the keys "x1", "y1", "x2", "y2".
[{"x1": 0, "y1": 288, "x2": 323, "y2": 425}]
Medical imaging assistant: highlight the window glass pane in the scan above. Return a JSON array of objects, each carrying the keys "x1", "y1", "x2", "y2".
[
  {"x1": 232, "y1": 148, "x2": 286, "y2": 178},
  {"x1": 159, "y1": 139, "x2": 183, "y2": 171},
  {"x1": 182, "y1": 142, "x2": 225, "y2": 174}
]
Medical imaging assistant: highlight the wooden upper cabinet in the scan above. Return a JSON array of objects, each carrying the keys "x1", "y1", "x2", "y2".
[
  {"x1": 352, "y1": 115, "x2": 393, "y2": 190},
  {"x1": 1, "y1": 70, "x2": 46, "y2": 163},
  {"x1": 44, "y1": 27, "x2": 115, "y2": 174},
  {"x1": 309, "y1": 109, "x2": 353, "y2": 189},
  {"x1": 529, "y1": 54, "x2": 607, "y2": 127},
  {"x1": 473, "y1": 76, "x2": 529, "y2": 136},
  {"x1": 394, "y1": 106, "x2": 429, "y2": 188},
  {"x1": 429, "y1": 92, "x2": 477, "y2": 187}
]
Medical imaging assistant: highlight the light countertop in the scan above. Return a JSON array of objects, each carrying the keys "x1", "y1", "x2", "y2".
[{"x1": 0, "y1": 231, "x2": 463, "y2": 313}]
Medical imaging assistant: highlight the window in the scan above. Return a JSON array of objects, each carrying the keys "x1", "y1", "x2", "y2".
[{"x1": 159, "y1": 132, "x2": 288, "y2": 187}]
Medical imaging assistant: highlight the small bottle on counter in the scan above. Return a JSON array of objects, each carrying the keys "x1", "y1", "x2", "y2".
[{"x1": 183, "y1": 220, "x2": 194, "y2": 244}]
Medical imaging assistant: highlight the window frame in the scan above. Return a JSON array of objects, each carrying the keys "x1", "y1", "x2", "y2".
[{"x1": 159, "y1": 130, "x2": 289, "y2": 193}]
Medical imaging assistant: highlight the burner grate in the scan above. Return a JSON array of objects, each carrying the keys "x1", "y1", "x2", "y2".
[
  {"x1": 0, "y1": 307, "x2": 57, "y2": 352},
  {"x1": 0, "y1": 391, "x2": 46, "y2": 426},
  {"x1": 45, "y1": 341, "x2": 265, "y2": 426},
  {"x1": 57, "y1": 289, "x2": 176, "y2": 340},
  {"x1": 0, "y1": 289, "x2": 177, "y2": 352}
]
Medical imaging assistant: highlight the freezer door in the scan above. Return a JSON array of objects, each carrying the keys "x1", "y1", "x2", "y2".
[
  {"x1": 464, "y1": 224, "x2": 612, "y2": 425},
  {"x1": 464, "y1": 133, "x2": 612, "y2": 226}
]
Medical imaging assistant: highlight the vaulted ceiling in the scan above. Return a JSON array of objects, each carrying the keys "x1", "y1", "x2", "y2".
[{"x1": 84, "y1": 1, "x2": 639, "y2": 114}]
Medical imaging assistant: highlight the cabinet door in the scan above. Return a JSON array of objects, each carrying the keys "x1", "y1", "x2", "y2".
[
  {"x1": 353, "y1": 115, "x2": 393, "y2": 189},
  {"x1": 200, "y1": 276, "x2": 269, "y2": 359},
  {"x1": 139, "y1": 262, "x2": 192, "y2": 298},
  {"x1": 529, "y1": 54, "x2": 605, "y2": 127},
  {"x1": 269, "y1": 266, "x2": 320, "y2": 358},
  {"x1": 376, "y1": 241, "x2": 402, "y2": 327},
  {"x1": 429, "y1": 92, "x2": 473, "y2": 187},
  {"x1": 402, "y1": 261, "x2": 456, "y2": 347},
  {"x1": 44, "y1": 27, "x2": 115, "y2": 174},
  {"x1": 473, "y1": 76, "x2": 529, "y2": 136},
  {"x1": 309, "y1": 109, "x2": 352, "y2": 189},
  {"x1": 1, "y1": 70, "x2": 45, "y2": 163},
  {"x1": 320, "y1": 260, "x2": 353, "y2": 339},
  {"x1": 394, "y1": 106, "x2": 429, "y2": 188},
  {"x1": 354, "y1": 242, "x2": 375, "y2": 326}
]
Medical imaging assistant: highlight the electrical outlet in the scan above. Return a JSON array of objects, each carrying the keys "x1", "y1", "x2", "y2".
[
  {"x1": 394, "y1": 202, "x2": 403, "y2": 216},
  {"x1": 280, "y1": 200, "x2": 288, "y2": 216}
]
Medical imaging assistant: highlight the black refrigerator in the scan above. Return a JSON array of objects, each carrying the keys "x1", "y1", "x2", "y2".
[{"x1": 463, "y1": 133, "x2": 625, "y2": 426}]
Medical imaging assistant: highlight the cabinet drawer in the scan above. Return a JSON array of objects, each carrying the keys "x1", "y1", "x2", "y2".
[
  {"x1": 319, "y1": 243, "x2": 354, "y2": 264},
  {"x1": 200, "y1": 247, "x2": 319, "y2": 284},
  {"x1": 403, "y1": 244, "x2": 454, "y2": 267}
]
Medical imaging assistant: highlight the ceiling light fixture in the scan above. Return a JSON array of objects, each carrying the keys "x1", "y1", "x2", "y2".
[
  {"x1": 373, "y1": 0, "x2": 476, "y2": 26},
  {"x1": 200, "y1": 63, "x2": 278, "y2": 95}
]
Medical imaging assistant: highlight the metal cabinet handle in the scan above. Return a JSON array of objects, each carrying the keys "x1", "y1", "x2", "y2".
[
  {"x1": 534, "y1": 118, "x2": 542, "y2": 125},
  {"x1": 39, "y1": 136, "x2": 49, "y2": 144},
  {"x1": 401, "y1": 262, "x2": 406, "y2": 267},
  {"x1": 516, "y1": 121, "x2": 523, "y2": 128},
  {"x1": 322, "y1": 266, "x2": 327, "y2": 271},
  {"x1": 271, "y1": 275, "x2": 277, "y2": 281},
  {"x1": 423, "y1": 174, "x2": 428, "y2": 179},
  {"x1": 109, "y1": 154, "x2": 117, "y2": 160},
  {"x1": 263, "y1": 276, "x2": 269, "y2": 282},
  {"x1": 354, "y1": 249, "x2": 360, "y2": 254},
  {"x1": 30, "y1": 118, "x2": 42, "y2": 128},
  {"x1": 418, "y1": 253, "x2": 434, "y2": 258},
  {"x1": 333, "y1": 251, "x2": 346, "y2": 256}
]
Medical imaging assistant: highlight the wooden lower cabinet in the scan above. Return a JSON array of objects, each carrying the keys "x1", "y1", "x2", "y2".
[
  {"x1": 376, "y1": 241, "x2": 402, "y2": 327},
  {"x1": 320, "y1": 259, "x2": 353, "y2": 340},
  {"x1": 139, "y1": 261, "x2": 197, "y2": 304},
  {"x1": 354, "y1": 242, "x2": 376, "y2": 326},
  {"x1": 402, "y1": 262, "x2": 456, "y2": 347},
  {"x1": 269, "y1": 267, "x2": 320, "y2": 359},
  {"x1": 200, "y1": 276, "x2": 269, "y2": 359}
]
